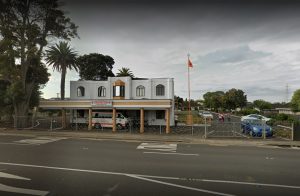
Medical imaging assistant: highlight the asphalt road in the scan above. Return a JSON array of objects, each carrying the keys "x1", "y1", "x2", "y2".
[{"x1": 0, "y1": 135, "x2": 299, "y2": 196}]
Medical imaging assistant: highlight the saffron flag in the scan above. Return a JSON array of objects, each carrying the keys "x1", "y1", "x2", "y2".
[{"x1": 188, "y1": 59, "x2": 193, "y2": 68}]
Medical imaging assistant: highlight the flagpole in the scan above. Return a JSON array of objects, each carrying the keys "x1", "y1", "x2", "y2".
[{"x1": 187, "y1": 54, "x2": 191, "y2": 116}]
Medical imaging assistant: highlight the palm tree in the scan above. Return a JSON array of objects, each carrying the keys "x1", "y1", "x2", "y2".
[
  {"x1": 116, "y1": 67, "x2": 135, "y2": 78},
  {"x1": 46, "y1": 41, "x2": 78, "y2": 100}
]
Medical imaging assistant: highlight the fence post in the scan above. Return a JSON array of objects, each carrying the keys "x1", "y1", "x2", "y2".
[
  {"x1": 50, "y1": 117, "x2": 53, "y2": 131},
  {"x1": 263, "y1": 120, "x2": 266, "y2": 139},
  {"x1": 292, "y1": 123, "x2": 294, "y2": 141},
  {"x1": 204, "y1": 117, "x2": 207, "y2": 139},
  {"x1": 232, "y1": 122, "x2": 235, "y2": 137},
  {"x1": 191, "y1": 125, "x2": 194, "y2": 136},
  {"x1": 75, "y1": 116, "x2": 78, "y2": 131},
  {"x1": 160, "y1": 124, "x2": 162, "y2": 134}
]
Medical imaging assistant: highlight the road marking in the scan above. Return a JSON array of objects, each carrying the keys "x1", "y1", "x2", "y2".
[
  {"x1": 201, "y1": 179, "x2": 300, "y2": 189},
  {"x1": 137, "y1": 143, "x2": 177, "y2": 152},
  {"x1": 14, "y1": 137, "x2": 65, "y2": 145},
  {"x1": 0, "y1": 142, "x2": 33, "y2": 146},
  {"x1": 126, "y1": 174, "x2": 235, "y2": 196},
  {"x1": 265, "y1": 157, "x2": 274, "y2": 160},
  {"x1": 0, "y1": 171, "x2": 30, "y2": 180},
  {"x1": 143, "y1": 152, "x2": 199, "y2": 156},
  {"x1": 0, "y1": 161, "x2": 300, "y2": 191},
  {"x1": 0, "y1": 171, "x2": 48, "y2": 195},
  {"x1": 0, "y1": 183, "x2": 48, "y2": 196}
]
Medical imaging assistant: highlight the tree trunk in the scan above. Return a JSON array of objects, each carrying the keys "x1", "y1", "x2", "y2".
[
  {"x1": 61, "y1": 67, "x2": 66, "y2": 100},
  {"x1": 13, "y1": 100, "x2": 30, "y2": 129}
]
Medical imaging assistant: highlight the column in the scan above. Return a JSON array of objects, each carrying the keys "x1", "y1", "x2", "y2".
[
  {"x1": 62, "y1": 108, "x2": 66, "y2": 129},
  {"x1": 166, "y1": 108, "x2": 170, "y2": 134},
  {"x1": 140, "y1": 108, "x2": 144, "y2": 133},
  {"x1": 88, "y1": 108, "x2": 92, "y2": 130},
  {"x1": 112, "y1": 108, "x2": 116, "y2": 132}
]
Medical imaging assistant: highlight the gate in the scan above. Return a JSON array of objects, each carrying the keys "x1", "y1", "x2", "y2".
[{"x1": 206, "y1": 121, "x2": 248, "y2": 138}]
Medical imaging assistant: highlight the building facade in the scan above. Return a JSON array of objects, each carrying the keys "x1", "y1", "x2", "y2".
[{"x1": 39, "y1": 77, "x2": 175, "y2": 133}]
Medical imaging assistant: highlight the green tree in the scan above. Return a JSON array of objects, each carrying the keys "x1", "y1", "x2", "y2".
[
  {"x1": 224, "y1": 88, "x2": 247, "y2": 110},
  {"x1": 203, "y1": 91, "x2": 225, "y2": 111},
  {"x1": 291, "y1": 89, "x2": 300, "y2": 112},
  {"x1": 77, "y1": 53, "x2": 115, "y2": 80},
  {"x1": 0, "y1": 0, "x2": 77, "y2": 127},
  {"x1": 46, "y1": 42, "x2": 78, "y2": 100},
  {"x1": 116, "y1": 67, "x2": 135, "y2": 78},
  {"x1": 174, "y1": 95, "x2": 184, "y2": 110},
  {"x1": 253, "y1": 99, "x2": 272, "y2": 110}
]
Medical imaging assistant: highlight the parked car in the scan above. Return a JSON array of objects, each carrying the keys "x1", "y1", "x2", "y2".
[
  {"x1": 199, "y1": 111, "x2": 213, "y2": 119},
  {"x1": 241, "y1": 114, "x2": 271, "y2": 122},
  {"x1": 241, "y1": 118, "x2": 273, "y2": 137}
]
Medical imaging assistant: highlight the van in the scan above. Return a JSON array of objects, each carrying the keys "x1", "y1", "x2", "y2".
[{"x1": 92, "y1": 112, "x2": 128, "y2": 129}]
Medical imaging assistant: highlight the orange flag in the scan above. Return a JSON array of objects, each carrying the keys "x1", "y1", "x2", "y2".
[{"x1": 188, "y1": 59, "x2": 193, "y2": 68}]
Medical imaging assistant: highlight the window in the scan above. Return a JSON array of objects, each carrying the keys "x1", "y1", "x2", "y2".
[
  {"x1": 77, "y1": 86, "x2": 85, "y2": 97},
  {"x1": 156, "y1": 110, "x2": 165, "y2": 119},
  {"x1": 113, "y1": 86, "x2": 125, "y2": 97},
  {"x1": 98, "y1": 86, "x2": 106, "y2": 97},
  {"x1": 156, "y1": 84, "x2": 165, "y2": 96},
  {"x1": 136, "y1": 85, "x2": 145, "y2": 97}
]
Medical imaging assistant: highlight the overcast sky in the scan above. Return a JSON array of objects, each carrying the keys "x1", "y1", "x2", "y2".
[{"x1": 42, "y1": 0, "x2": 300, "y2": 102}]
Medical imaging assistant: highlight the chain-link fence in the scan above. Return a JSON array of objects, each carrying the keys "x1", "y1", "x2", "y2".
[
  {"x1": 13, "y1": 115, "x2": 64, "y2": 130},
  {"x1": 206, "y1": 122, "x2": 247, "y2": 138}
]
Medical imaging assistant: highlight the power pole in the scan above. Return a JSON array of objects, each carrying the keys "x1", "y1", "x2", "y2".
[{"x1": 285, "y1": 84, "x2": 289, "y2": 103}]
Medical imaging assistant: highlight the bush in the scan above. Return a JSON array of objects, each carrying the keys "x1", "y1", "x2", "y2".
[
  {"x1": 276, "y1": 113, "x2": 289, "y2": 121},
  {"x1": 237, "y1": 109, "x2": 259, "y2": 116}
]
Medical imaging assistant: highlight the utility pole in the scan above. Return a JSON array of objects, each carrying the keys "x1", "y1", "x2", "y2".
[{"x1": 285, "y1": 84, "x2": 289, "y2": 103}]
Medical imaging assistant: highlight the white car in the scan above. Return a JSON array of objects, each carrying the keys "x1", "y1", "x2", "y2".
[
  {"x1": 241, "y1": 114, "x2": 271, "y2": 122},
  {"x1": 199, "y1": 111, "x2": 214, "y2": 119}
]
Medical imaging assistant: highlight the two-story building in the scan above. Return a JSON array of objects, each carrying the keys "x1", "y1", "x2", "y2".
[{"x1": 39, "y1": 77, "x2": 175, "y2": 133}]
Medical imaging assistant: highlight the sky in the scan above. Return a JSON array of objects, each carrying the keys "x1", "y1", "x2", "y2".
[{"x1": 42, "y1": 0, "x2": 300, "y2": 102}]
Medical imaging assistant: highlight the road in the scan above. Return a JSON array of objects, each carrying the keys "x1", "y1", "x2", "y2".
[{"x1": 0, "y1": 134, "x2": 299, "y2": 196}]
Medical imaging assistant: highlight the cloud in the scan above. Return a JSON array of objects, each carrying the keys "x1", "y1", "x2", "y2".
[{"x1": 198, "y1": 45, "x2": 271, "y2": 65}]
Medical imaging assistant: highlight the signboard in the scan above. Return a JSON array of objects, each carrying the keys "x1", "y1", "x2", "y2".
[{"x1": 91, "y1": 100, "x2": 113, "y2": 107}]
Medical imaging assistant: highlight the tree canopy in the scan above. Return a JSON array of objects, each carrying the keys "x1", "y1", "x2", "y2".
[
  {"x1": 291, "y1": 89, "x2": 300, "y2": 112},
  {"x1": 203, "y1": 89, "x2": 247, "y2": 111},
  {"x1": 253, "y1": 99, "x2": 272, "y2": 110},
  {"x1": 46, "y1": 41, "x2": 78, "y2": 100},
  {"x1": 0, "y1": 0, "x2": 78, "y2": 126},
  {"x1": 224, "y1": 88, "x2": 247, "y2": 110},
  {"x1": 77, "y1": 53, "x2": 115, "y2": 81},
  {"x1": 116, "y1": 67, "x2": 135, "y2": 78},
  {"x1": 203, "y1": 91, "x2": 225, "y2": 111}
]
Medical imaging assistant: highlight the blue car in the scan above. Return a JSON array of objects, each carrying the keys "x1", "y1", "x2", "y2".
[{"x1": 241, "y1": 118, "x2": 273, "y2": 137}]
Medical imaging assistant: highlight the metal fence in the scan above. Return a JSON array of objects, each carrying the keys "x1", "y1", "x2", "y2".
[
  {"x1": 10, "y1": 114, "x2": 295, "y2": 141},
  {"x1": 13, "y1": 115, "x2": 64, "y2": 130}
]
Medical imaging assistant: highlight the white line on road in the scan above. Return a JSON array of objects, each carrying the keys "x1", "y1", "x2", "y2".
[
  {"x1": 0, "y1": 183, "x2": 49, "y2": 196},
  {"x1": 14, "y1": 137, "x2": 65, "y2": 145},
  {"x1": 143, "y1": 152, "x2": 199, "y2": 156},
  {"x1": 0, "y1": 142, "x2": 33, "y2": 146},
  {"x1": 0, "y1": 171, "x2": 30, "y2": 180},
  {"x1": 126, "y1": 174, "x2": 235, "y2": 196},
  {"x1": 0, "y1": 161, "x2": 299, "y2": 192},
  {"x1": 137, "y1": 143, "x2": 177, "y2": 152},
  {"x1": 201, "y1": 179, "x2": 300, "y2": 189}
]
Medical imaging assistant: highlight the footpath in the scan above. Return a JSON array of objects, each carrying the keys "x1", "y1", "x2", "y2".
[{"x1": 0, "y1": 128, "x2": 300, "y2": 148}]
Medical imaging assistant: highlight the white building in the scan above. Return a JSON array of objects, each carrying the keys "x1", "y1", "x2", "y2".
[{"x1": 39, "y1": 77, "x2": 175, "y2": 133}]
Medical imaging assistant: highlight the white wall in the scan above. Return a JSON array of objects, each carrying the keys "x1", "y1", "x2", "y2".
[{"x1": 70, "y1": 77, "x2": 174, "y2": 100}]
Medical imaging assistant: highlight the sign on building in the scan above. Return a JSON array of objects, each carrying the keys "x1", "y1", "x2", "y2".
[{"x1": 91, "y1": 100, "x2": 113, "y2": 107}]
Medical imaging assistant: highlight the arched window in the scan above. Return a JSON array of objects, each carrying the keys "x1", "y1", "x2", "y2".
[
  {"x1": 136, "y1": 85, "x2": 145, "y2": 97},
  {"x1": 77, "y1": 86, "x2": 85, "y2": 97},
  {"x1": 156, "y1": 84, "x2": 165, "y2": 96},
  {"x1": 98, "y1": 86, "x2": 106, "y2": 97},
  {"x1": 113, "y1": 80, "x2": 125, "y2": 99}
]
